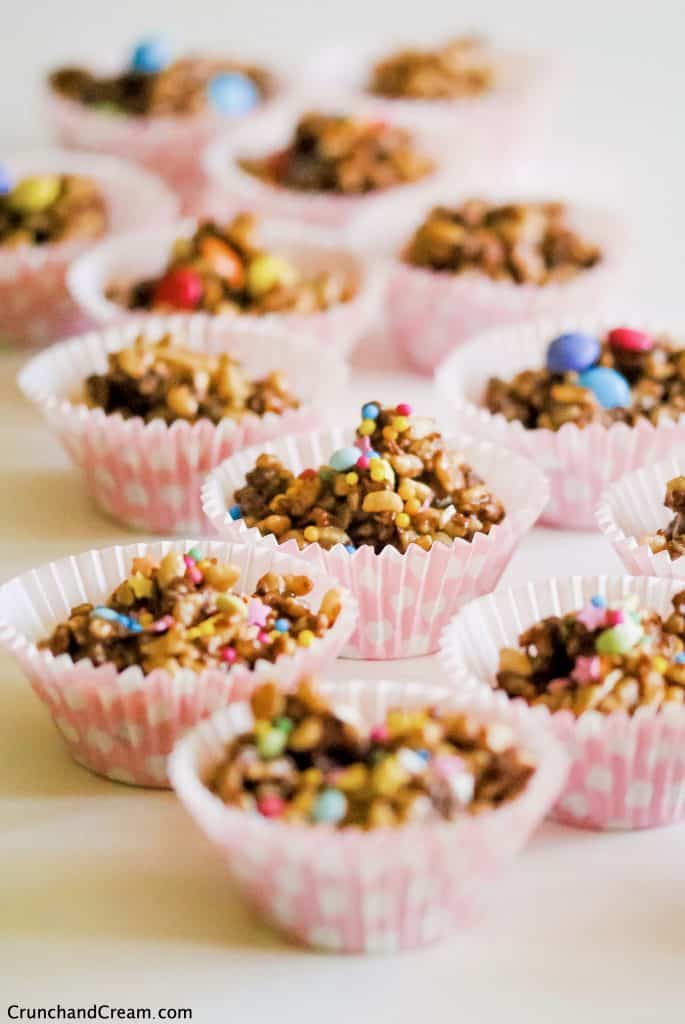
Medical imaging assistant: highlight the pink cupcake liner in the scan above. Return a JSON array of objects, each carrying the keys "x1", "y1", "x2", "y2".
[
  {"x1": 202, "y1": 114, "x2": 454, "y2": 232},
  {"x1": 435, "y1": 311, "x2": 685, "y2": 529},
  {"x1": 201, "y1": 426, "x2": 549, "y2": 659},
  {"x1": 168, "y1": 677, "x2": 566, "y2": 952},
  {"x1": 66, "y1": 217, "x2": 381, "y2": 361},
  {"x1": 17, "y1": 315, "x2": 341, "y2": 535},
  {"x1": 596, "y1": 453, "x2": 685, "y2": 578},
  {"x1": 301, "y1": 40, "x2": 562, "y2": 173},
  {"x1": 44, "y1": 65, "x2": 295, "y2": 214},
  {"x1": 377, "y1": 200, "x2": 626, "y2": 374},
  {"x1": 0, "y1": 149, "x2": 178, "y2": 351},
  {"x1": 440, "y1": 574, "x2": 685, "y2": 830},
  {"x1": 0, "y1": 539, "x2": 357, "y2": 788}
]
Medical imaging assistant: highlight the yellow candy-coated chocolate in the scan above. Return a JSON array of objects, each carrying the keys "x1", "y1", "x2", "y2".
[
  {"x1": 8, "y1": 174, "x2": 61, "y2": 214},
  {"x1": 396, "y1": 512, "x2": 410, "y2": 528},
  {"x1": 391, "y1": 415, "x2": 410, "y2": 433},
  {"x1": 358, "y1": 419, "x2": 376, "y2": 436},
  {"x1": 246, "y1": 254, "x2": 296, "y2": 297},
  {"x1": 303, "y1": 525, "x2": 320, "y2": 542},
  {"x1": 345, "y1": 472, "x2": 359, "y2": 485},
  {"x1": 297, "y1": 629, "x2": 315, "y2": 647}
]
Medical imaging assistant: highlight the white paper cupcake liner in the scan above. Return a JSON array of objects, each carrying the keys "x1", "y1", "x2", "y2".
[
  {"x1": 435, "y1": 311, "x2": 685, "y2": 529},
  {"x1": 201, "y1": 426, "x2": 548, "y2": 658},
  {"x1": 66, "y1": 216, "x2": 381, "y2": 361},
  {"x1": 44, "y1": 64, "x2": 295, "y2": 214},
  {"x1": 0, "y1": 539, "x2": 357, "y2": 788},
  {"x1": 596, "y1": 453, "x2": 685, "y2": 578},
  {"x1": 440, "y1": 574, "x2": 685, "y2": 830},
  {"x1": 0, "y1": 149, "x2": 178, "y2": 350},
  {"x1": 168, "y1": 676, "x2": 566, "y2": 953},
  {"x1": 380, "y1": 200, "x2": 626, "y2": 374},
  {"x1": 17, "y1": 315, "x2": 342, "y2": 535},
  {"x1": 202, "y1": 113, "x2": 455, "y2": 232},
  {"x1": 300, "y1": 40, "x2": 561, "y2": 173}
]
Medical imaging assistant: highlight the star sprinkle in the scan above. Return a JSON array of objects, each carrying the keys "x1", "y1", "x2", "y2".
[{"x1": 247, "y1": 598, "x2": 270, "y2": 628}]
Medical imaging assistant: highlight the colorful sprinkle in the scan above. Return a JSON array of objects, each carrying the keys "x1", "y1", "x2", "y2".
[
  {"x1": 361, "y1": 402, "x2": 380, "y2": 420},
  {"x1": 247, "y1": 598, "x2": 270, "y2": 628},
  {"x1": 312, "y1": 788, "x2": 347, "y2": 824}
]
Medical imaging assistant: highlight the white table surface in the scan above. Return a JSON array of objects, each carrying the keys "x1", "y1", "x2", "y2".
[{"x1": 2, "y1": 2, "x2": 685, "y2": 1019}]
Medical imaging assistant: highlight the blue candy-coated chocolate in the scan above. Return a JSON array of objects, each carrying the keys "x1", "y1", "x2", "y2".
[
  {"x1": 344, "y1": 544, "x2": 356, "y2": 554},
  {"x1": 91, "y1": 606, "x2": 120, "y2": 621},
  {"x1": 207, "y1": 72, "x2": 259, "y2": 116},
  {"x1": 590, "y1": 595, "x2": 606, "y2": 608},
  {"x1": 361, "y1": 402, "x2": 380, "y2": 420},
  {"x1": 330, "y1": 446, "x2": 361, "y2": 472},
  {"x1": 312, "y1": 788, "x2": 347, "y2": 824},
  {"x1": 546, "y1": 332, "x2": 601, "y2": 374},
  {"x1": 675, "y1": 653, "x2": 685, "y2": 664},
  {"x1": 274, "y1": 618, "x2": 290, "y2": 633},
  {"x1": 578, "y1": 366, "x2": 631, "y2": 410},
  {"x1": 0, "y1": 164, "x2": 10, "y2": 195},
  {"x1": 130, "y1": 36, "x2": 173, "y2": 74},
  {"x1": 229, "y1": 505, "x2": 243, "y2": 520}
]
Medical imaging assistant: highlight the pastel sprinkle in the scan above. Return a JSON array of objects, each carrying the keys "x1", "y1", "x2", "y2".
[
  {"x1": 247, "y1": 598, "x2": 270, "y2": 628},
  {"x1": 187, "y1": 546, "x2": 202, "y2": 561},
  {"x1": 361, "y1": 402, "x2": 380, "y2": 420}
]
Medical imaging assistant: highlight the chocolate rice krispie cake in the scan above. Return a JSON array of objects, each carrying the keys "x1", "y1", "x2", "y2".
[
  {"x1": 84, "y1": 333, "x2": 300, "y2": 425},
  {"x1": 231, "y1": 401, "x2": 506, "y2": 553},
  {"x1": 108, "y1": 213, "x2": 355, "y2": 315},
  {"x1": 0, "y1": 172, "x2": 107, "y2": 248},
  {"x1": 485, "y1": 326, "x2": 685, "y2": 430},
  {"x1": 239, "y1": 113, "x2": 435, "y2": 195},
  {"x1": 496, "y1": 591, "x2": 685, "y2": 715},
  {"x1": 40, "y1": 549, "x2": 342, "y2": 674},
  {"x1": 209, "y1": 678, "x2": 535, "y2": 826},
  {"x1": 369, "y1": 36, "x2": 495, "y2": 100}
]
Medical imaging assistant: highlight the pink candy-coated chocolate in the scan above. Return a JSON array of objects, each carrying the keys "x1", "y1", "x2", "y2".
[
  {"x1": 356, "y1": 455, "x2": 370, "y2": 470},
  {"x1": 396, "y1": 403, "x2": 412, "y2": 416},
  {"x1": 257, "y1": 795, "x2": 286, "y2": 818},
  {"x1": 608, "y1": 326, "x2": 654, "y2": 353},
  {"x1": 606, "y1": 609, "x2": 625, "y2": 625}
]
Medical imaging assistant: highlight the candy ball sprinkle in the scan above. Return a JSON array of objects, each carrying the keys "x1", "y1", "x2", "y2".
[
  {"x1": 546, "y1": 332, "x2": 601, "y2": 374},
  {"x1": 130, "y1": 36, "x2": 173, "y2": 74},
  {"x1": 207, "y1": 72, "x2": 260, "y2": 116},
  {"x1": 578, "y1": 366, "x2": 631, "y2": 410}
]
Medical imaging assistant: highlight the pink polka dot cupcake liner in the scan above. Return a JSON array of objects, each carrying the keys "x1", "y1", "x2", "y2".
[
  {"x1": 202, "y1": 115, "x2": 452, "y2": 232},
  {"x1": 201, "y1": 427, "x2": 549, "y2": 659},
  {"x1": 43, "y1": 66, "x2": 295, "y2": 215},
  {"x1": 0, "y1": 149, "x2": 178, "y2": 351},
  {"x1": 596, "y1": 452, "x2": 685, "y2": 578},
  {"x1": 440, "y1": 574, "x2": 685, "y2": 831},
  {"x1": 168, "y1": 677, "x2": 566, "y2": 952},
  {"x1": 66, "y1": 217, "x2": 381, "y2": 361},
  {"x1": 301, "y1": 40, "x2": 561, "y2": 174},
  {"x1": 435, "y1": 312, "x2": 685, "y2": 529},
  {"x1": 378, "y1": 201, "x2": 626, "y2": 374},
  {"x1": 0, "y1": 539, "x2": 357, "y2": 788},
  {"x1": 18, "y1": 315, "x2": 337, "y2": 535}
]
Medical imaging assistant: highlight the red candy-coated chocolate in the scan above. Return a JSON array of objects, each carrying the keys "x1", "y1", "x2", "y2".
[
  {"x1": 608, "y1": 327, "x2": 654, "y2": 353},
  {"x1": 396, "y1": 403, "x2": 412, "y2": 415},
  {"x1": 220, "y1": 646, "x2": 237, "y2": 663},
  {"x1": 299, "y1": 468, "x2": 317, "y2": 479},
  {"x1": 152, "y1": 268, "x2": 203, "y2": 310},
  {"x1": 258, "y1": 794, "x2": 285, "y2": 818},
  {"x1": 606, "y1": 609, "x2": 625, "y2": 625}
]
